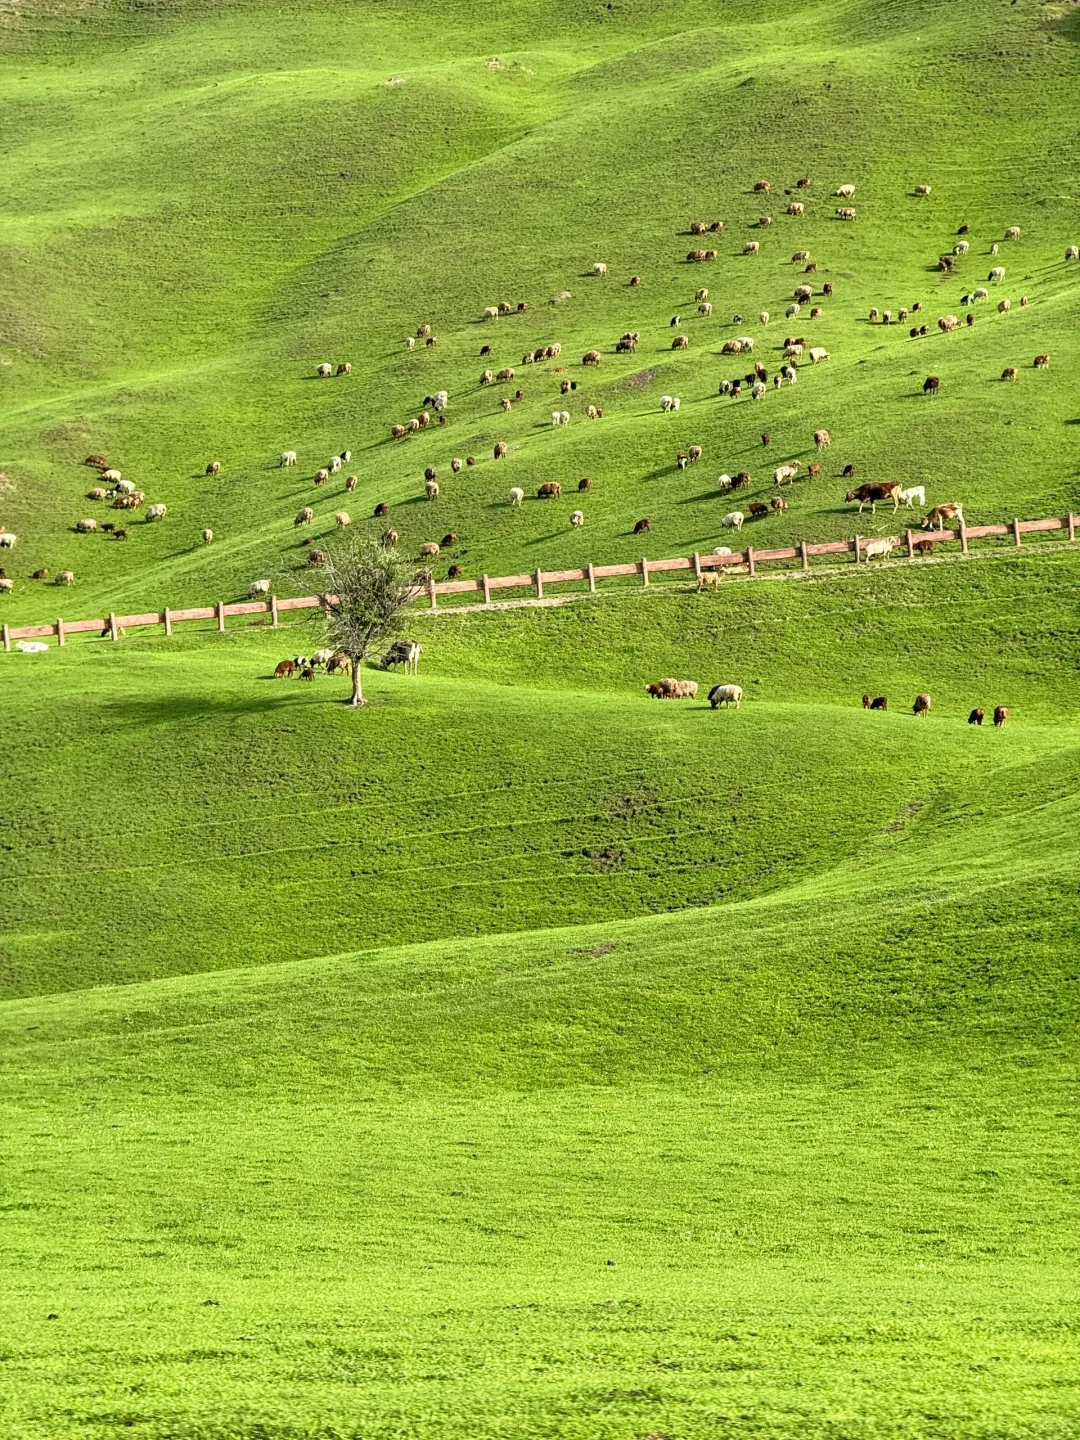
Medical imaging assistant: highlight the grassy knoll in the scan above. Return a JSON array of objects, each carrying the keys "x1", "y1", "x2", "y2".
[{"x1": 1, "y1": 0, "x2": 1080, "y2": 621}]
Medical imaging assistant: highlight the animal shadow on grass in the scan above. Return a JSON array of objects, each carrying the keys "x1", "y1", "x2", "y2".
[{"x1": 107, "y1": 693, "x2": 307, "y2": 727}]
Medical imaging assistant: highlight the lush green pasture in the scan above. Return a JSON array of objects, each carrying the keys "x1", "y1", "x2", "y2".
[
  {"x1": 3, "y1": 550, "x2": 1077, "y2": 998},
  {"x1": 1, "y1": 0, "x2": 1079, "y2": 622}
]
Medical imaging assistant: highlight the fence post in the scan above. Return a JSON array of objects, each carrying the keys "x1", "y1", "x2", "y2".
[
  {"x1": 2, "y1": 623, "x2": 8, "y2": 653},
  {"x1": 746, "y1": 547, "x2": 755, "y2": 577},
  {"x1": 482, "y1": 574, "x2": 491, "y2": 605},
  {"x1": 1069, "y1": 513, "x2": 1076, "y2": 542},
  {"x1": 693, "y1": 551, "x2": 702, "y2": 581},
  {"x1": 906, "y1": 529, "x2": 914, "y2": 558},
  {"x1": 216, "y1": 601, "x2": 226, "y2": 631},
  {"x1": 428, "y1": 574, "x2": 438, "y2": 610},
  {"x1": 109, "y1": 612, "x2": 118, "y2": 642},
  {"x1": 1012, "y1": 517, "x2": 1021, "y2": 548},
  {"x1": 641, "y1": 557, "x2": 649, "y2": 587},
  {"x1": 163, "y1": 607, "x2": 172, "y2": 636},
  {"x1": 535, "y1": 568, "x2": 544, "y2": 599},
  {"x1": 270, "y1": 595, "x2": 279, "y2": 628},
  {"x1": 57, "y1": 617, "x2": 65, "y2": 647},
  {"x1": 587, "y1": 562, "x2": 596, "y2": 593},
  {"x1": 800, "y1": 539, "x2": 809, "y2": 572},
  {"x1": 959, "y1": 517, "x2": 968, "y2": 554},
  {"x1": 853, "y1": 535, "x2": 861, "y2": 564}
]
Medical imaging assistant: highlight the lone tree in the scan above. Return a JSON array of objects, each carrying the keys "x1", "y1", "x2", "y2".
[{"x1": 311, "y1": 535, "x2": 426, "y2": 706}]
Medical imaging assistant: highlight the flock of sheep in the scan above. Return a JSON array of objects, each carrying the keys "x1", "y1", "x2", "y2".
[{"x1": 646, "y1": 680, "x2": 1011, "y2": 726}]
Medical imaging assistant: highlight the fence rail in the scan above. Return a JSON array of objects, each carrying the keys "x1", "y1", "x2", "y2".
[{"x1": 3, "y1": 512, "x2": 1077, "y2": 652}]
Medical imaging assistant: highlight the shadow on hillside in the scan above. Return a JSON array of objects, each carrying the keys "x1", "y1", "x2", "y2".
[{"x1": 106, "y1": 690, "x2": 330, "y2": 726}]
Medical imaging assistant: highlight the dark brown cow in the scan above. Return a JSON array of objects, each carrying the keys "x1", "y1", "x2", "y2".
[{"x1": 846, "y1": 482, "x2": 902, "y2": 513}]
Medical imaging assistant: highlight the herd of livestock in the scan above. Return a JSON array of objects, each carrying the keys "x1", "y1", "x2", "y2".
[
  {"x1": 1, "y1": 177, "x2": 1075, "y2": 605},
  {"x1": 645, "y1": 679, "x2": 1011, "y2": 726}
]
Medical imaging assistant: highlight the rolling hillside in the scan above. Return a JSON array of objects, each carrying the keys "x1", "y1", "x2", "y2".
[{"x1": 1, "y1": 1, "x2": 1079, "y2": 1438}]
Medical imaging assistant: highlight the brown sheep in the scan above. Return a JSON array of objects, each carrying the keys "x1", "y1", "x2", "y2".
[
  {"x1": 968, "y1": 708, "x2": 984, "y2": 725},
  {"x1": 578, "y1": 477, "x2": 593, "y2": 491},
  {"x1": 994, "y1": 705, "x2": 1009, "y2": 728},
  {"x1": 374, "y1": 502, "x2": 389, "y2": 517},
  {"x1": 441, "y1": 532, "x2": 458, "y2": 547},
  {"x1": 1034, "y1": 354, "x2": 1049, "y2": 369},
  {"x1": 206, "y1": 461, "x2": 221, "y2": 476},
  {"x1": 336, "y1": 362, "x2": 351, "y2": 376},
  {"x1": 582, "y1": 350, "x2": 602, "y2": 366},
  {"x1": 447, "y1": 564, "x2": 463, "y2": 579},
  {"x1": 913, "y1": 693, "x2": 931, "y2": 717},
  {"x1": 275, "y1": 660, "x2": 297, "y2": 679},
  {"x1": 814, "y1": 429, "x2": 831, "y2": 450},
  {"x1": 754, "y1": 179, "x2": 771, "y2": 192},
  {"x1": 749, "y1": 501, "x2": 769, "y2": 518},
  {"x1": 1001, "y1": 367, "x2": 1017, "y2": 382},
  {"x1": 85, "y1": 454, "x2": 108, "y2": 468},
  {"x1": 307, "y1": 548, "x2": 326, "y2": 566},
  {"x1": 381, "y1": 529, "x2": 398, "y2": 548},
  {"x1": 494, "y1": 442, "x2": 508, "y2": 459},
  {"x1": 537, "y1": 481, "x2": 562, "y2": 499},
  {"x1": 634, "y1": 518, "x2": 651, "y2": 534},
  {"x1": 346, "y1": 474, "x2": 358, "y2": 492},
  {"x1": 419, "y1": 541, "x2": 440, "y2": 559},
  {"x1": 687, "y1": 445, "x2": 702, "y2": 463},
  {"x1": 391, "y1": 424, "x2": 406, "y2": 440},
  {"x1": 770, "y1": 496, "x2": 788, "y2": 512},
  {"x1": 672, "y1": 335, "x2": 689, "y2": 350}
]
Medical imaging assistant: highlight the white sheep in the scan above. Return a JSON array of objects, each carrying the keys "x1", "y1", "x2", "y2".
[
  {"x1": 836, "y1": 184, "x2": 855, "y2": 199},
  {"x1": 1066, "y1": 246, "x2": 1079, "y2": 261},
  {"x1": 570, "y1": 510, "x2": 584, "y2": 529},
  {"x1": 712, "y1": 546, "x2": 733, "y2": 556},
  {"x1": 989, "y1": 267, "x2": 1006, "y2": 282},
  {"x1": 145, "y1": 504, "x2": 167, "y2": 521},
  {"x1": 717, "y1": 474, "x2": 733, "y2": 492},
  {"x1": 0, "y1": 577, "x2": 13, "y2": 593},
  {"x1": 592, "y1": 262, "x2": 608, "y2": 276},
  {"x1": 863, "y1": 537, "x2": 897, "y2": 561},
  {"x1": 114, "y1": 478, "x2": 136, "y2": 495},
  {"x1": 406, "y1": 336, "x2": 416, "y2": 349},
  {"x1": 760, "y1": 310, "x2": 769, "y2": 326},
  {"x1": 721, "y1": 511, "x2": 744, "y2": 530},
  {"x1": 250, "y1": 579, "x2": 271, "y2": 596},
  {"x1": 425, "y1": 480, "x2": 439, "y2": 500},
  {"x1": 279, "y1": 450, "x2": 297, "y2": 467},
  {"x1": 0, "y1": 532, "x2": 18, "y2": 549},
  {"x1": 786, "y1": 302, "x2": 800, "y2": 319},
  {"x1": 509, "y1": 487, "x2": 524, "y2": 507},
  {"x1": 335, "y1": 511, "x2": 351, "y2": 528},
  {"x1": 751, "y1": 381, "x2": 766, "y2": 400},
  {"x1": 76, "y1": 518, "x2": 97, "y2": 533},
  {"x1": 808, "y1": 347, "x2": 830, "y2": 363},
  {"x1": 328, "y1": 456, "x2": 343, "y2": 473},
  {"x1": 317, "y1": 363, "x2": 332, "y2": 377}
]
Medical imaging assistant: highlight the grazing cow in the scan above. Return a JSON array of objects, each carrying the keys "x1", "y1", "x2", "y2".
[
  {"x1": 1001, "y1": 367, "x2": 1017, "y2": 382},
  {"x1": 425, "y1": 480, "x2": 439, "y2": 500},
  {"x1": 672, "y1": 335, "x2": 689, "y2": 350},
  {"x1": 202, "y1": 529, "x2": 214, "y2": 546},
  {"x1": 708, "y1": 684, "x2": 743, "y2": 709},
  {"x1": 295, "y1": 506, "x2": 313, "y2": 527},
  {"x1": 146, "y1": 503, "x2": 167, "y2": 522},
  {"x1": 862, "y1": 536, "x2": 897, "y2": 561},
  {"x1": 538, "y1": 482, "x2": 562, "y2": 499},
  {"x1": 922, "y1": 503, "x2": 963, "y2": 529},
  {"x1": 913, "y1": 692, "x2": 931, "y2": 717},
  {"x1": 968, "y1": 708, "x2": 984, "y2": 725},
  {"x1": 76, "y1": 518, "x2": 97, "y2": 533},
  {"x1": 722, "y1": 511, "x2": 744, "y2": 530},
  {"x1": 509, "y1": 487, "x2": 524, "y2": 506},
  {"x1": 570, "y1": 510, "x2": 584, "y2": 529},
  {"x1": 494, "y1": 442, "x2": 508, "y2": 458},
  {"x1": 814, "y1": 429, "x2": 831, "y2": 450},
  {"x1": 899, "y1": 486, "x2": 925, "y2": 508},
  {"x1": 994, "y1": 705, "x2": 1009, "y2": 728},
  {"x1": 336, "y1": 363, "x2": 351, "y2": 376},
  {"x1": 846, "y1": 483, "x2": 902, "y2": 514},
  {"x1": 335, "y1": 511, "x2": 351, "y2": 529},
  {"x1": 275, "y1": 660, "x2": 296, "y2": 679},
  {"x1": 1034, "y1": 354, "x2": 1049, "y2": 369},
  {"x1": 317, "y1": 363, "x2": 332, "y2": 378},
  {"x1": 634, "y1": 517, "x2": 651, "y2": 534},
  {"x1": 583, "y1": 350, "x2": 601, "y2": 366},
  {"x1": 923, "y1": 375, "x2": 940, "y2": 395}
]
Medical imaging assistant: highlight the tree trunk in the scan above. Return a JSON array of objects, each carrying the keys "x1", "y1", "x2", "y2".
[{"x1": 349, "y1": 654, "x2": 364, "y2": 707}]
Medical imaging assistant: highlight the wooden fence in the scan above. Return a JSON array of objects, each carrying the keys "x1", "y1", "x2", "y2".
[{"x1": 2, "y1": 511, "x2": 1076, "y2": 652}]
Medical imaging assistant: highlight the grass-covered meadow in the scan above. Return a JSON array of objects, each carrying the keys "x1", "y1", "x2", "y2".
[{"x1": 1, "y1": 0, "x2": 1079, "y2": 1436}]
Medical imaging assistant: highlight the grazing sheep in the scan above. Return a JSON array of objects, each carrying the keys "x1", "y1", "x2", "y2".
[
  {"x1": 954, "y1": 241, "x2": 969, "y2": 256},
  {"x1": 496, "y1": 367, "x2": 515, "y2": 382},
  {"x1": 494, "y1": 441, "x2": 508, "y2": 458},
  {"x1": 913, "y1": 692, "x2": 931, "y2": 716},
  {"x1": 914, "y1": 183, "x2": 931, "y2": 195},
  {"x1": 699, "y1": 301, "x2": 713, "y2": 316},
  {"x1": 102, "y1": 469, "x2": 122, "y2": 484},
  {"x1": 966, "y1": 312, "x2": 975, "y2": 327},
  {"x1": 56, "y1": 569, "x2": 75, "y2": 585},
  {"x1": 973, "y1": 287, "x2": 989, "y2": 300},
  {"x1": 754, "y1": 179, "x2": 771, "y2": 192},
  {"x1": 501, "y1": 397, "x2": 513, "y2": 412},
  {"x1": 578, "y1": 477, "x2": 593, "y2": 492},
  {"x1": 994, "y1": 705, "x2": 1009, "y2": 728},
  {"x1": 345, "y1": 474, "x2": 358, "y2": 492},
  {"x1": 923, "y1": 375, "x2": 940, "y2": 394},
  {"x1": 721, "y1": 511, "x2": 744, "y2": 530},
  {"x1": 808, "y1": 347, "x2": 830, "y2": 363},
  {"x1": 591, "y1": 261, "x2": 608, "y2": 276},
  {"x1": 483, "y1": 306, "x2": 499, "y2": 321},
  {"x1": 1001, "y1": 367, "x2": 1018, "y2": 382},
  {"x1": 862, "y1": 536, "x2": 897, "y2": 561},
  {"x1": 758, "y1": 215, "x2": 772, "y2": 228},
  {"x1": 751, "y1": 381, "x2": 766, "y2": 400},
  {"x1": 295, "y1": 508, "x2": 313, "y2": 528},
  {"x1": 391, "y1": 424, "x2": 407, "y2": 440},
  {"x1": 538, "y1": 481, "x2": 562, "y2": 499},
  {"x1": 570, "y1": 510, "x2": 584, "y2": 529},
  {"x1": 0, "y1": 577, "x2": 16, "y2": 593},
  {"x1": 792, "y1": 250, "x2": 811, "y2": 263},
  {"x1": 279, "y1": 450, "x2": 300, "y2": 469},
  {"x1": 660, "y1": 395, "x2": 680, "y2": 412},
  {"x1": 380, "y1": 530, "x2": 398, "y2": 548},
  {"x1": 722, "y1": 339, "x2": 743, "y2": 355},
  {"x1": 328, "y1": 455, "x2": 342, "y2": 473},
  {"x1": 275, "y1": 660, "x2": 297, "y2": 679},
  {"x1": 250, "y1": 579, "x2": 271, "y2": 597},
  {"x1": 687, "y1": 445, "x2": 703, "y2": 464},
  {"x1": 336, "y1": 362, "x2": 351, "y2": 376},
  {"x1": 582, "y1": 350, "x2": 601, "y2": 366},
  {"x1": 204, "y1": 460, "x2": 222, "y2": 477},
  {"x1": 794, "y1": 284, "x2": 813, "y2": 303},
  {"x1": 315, "y1": 468, "x2": 330, "y2": 484},
  {"x1": 480, "y1": 370, "x2": 495, "y2": 386},
  {"x1": 677, "y1": 454, "x2": 689, "y2": 470},
  {"x1": 696, "y1": 571, "x2": 723, "y2": 591},
  {"x1": 425, "y1": 480, "x2": 439, "y2": 500},
  {"x1": 787, "y1": 303, "x2": 801, "y2": 320},
  {"x1": 836, "y1": 206, "x2": 856, "y2": 221},
  {"x1": 75, "y1": 517, "x2": 97, "y2": 533},
  {"x1": 968, "y1": 708, "x2": 984, "y2": 725},
  {"x1": 836, "y1": 184, "x2": 855, "y2": 199},
  {"x1": 760, "y1": 310, "x2": 769, "y2": 325},
  {"x1": 145, "y1": 503, "x2": 167, "y2": 522},
  {"x1": 899, "y1": 486, "x2": 925, "y2": 508},
  {"x1": 695, "y1": 287, "x2": 709, "y2": 301},
  {"x1": 441, "y1": 532, "x2": 458, "y2": 548},
  {"x1": 509, "y1": 487, "x2": 524, "y2": 506},
  {"x1": 998, "y1": 298, "x2": 1011, "y2": 314},
  {"x1": 317, "y1": 363, "x2": 332, "y2": 378},
  {"x1": 807, "y1": 463, "x2": 821, "y2": 479},
  {"x1": 814, "y1": 429, "x2": 831, "y2": 450},
  {"x1": 647, "y1": 678, "x2": 698, "y2": 699},
  {"x1": 708, "y1": 684, "x2": 743, "y2": 709},
  {"x1": 335, "y1": 511, "x2": 351, "y2": 528},
  {"x1": 717, "y1": 474, "x2": 733, "y2": 492},
  {"x1": 634, "y1": 518, "x2": 651, "y2": 534},
  {"x1": 672, "y1": 335, "x2": 689, "y2": 350},
  {"x1": 787, "y1": 201, "x2": 805, "y2": 216},
  {"x1": 86, "y1": 487, "x2": 108, "y2": 501},
  {"x1": 374, "y1": 502, "x2": 389, "y2": 517},
  {"x1": 770, "y1": 495, "x2": 788, "y2": 512},
  {"x1": 1066, "y1": 246, "x2": 1080, "y2": 261},
  {"x1": 773, "y1": 463, "x2": 799, "y2": 486},
  {"x1": 744, "y1": 240, "x2": 760, "y2": 255},
  {"x1": 990, "y1": 243, "x2": 999, "y2": 256},
  {"x1": 713, "y1": 546, "x2": 733, "y2": 555},
  {"x1": 406, "y1": 336, "x2": 415, "y2": 350},
  {"x1": 736, "y1": 336, "x2": 755, "y2": 353},
  {"x1": 419, "y1": 542, "x2": 440, "y2": 559},
  {"x1": 1034, "y1": 354, "x2": 1049, "y2": 369},
  {"x1": 989, "y1": 266, "x2": 1006, "y2": 282},
  {"x1": 308, "y1": 548, "x2": 326, "y2": 565}
]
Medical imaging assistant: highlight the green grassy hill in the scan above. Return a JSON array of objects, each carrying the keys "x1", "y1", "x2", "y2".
[
  {"x1": 2, "y1": 1, "x2": 1080, "y2": 1437},
  {"x1": 1, "y1": 0, "x2": 1079, "y2": 621}
]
